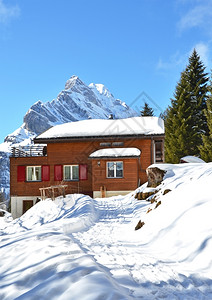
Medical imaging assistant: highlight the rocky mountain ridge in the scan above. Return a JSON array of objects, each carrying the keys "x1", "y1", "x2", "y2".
[{"x1": 5, "y1": 75, "x2": 137, "y2": 143}]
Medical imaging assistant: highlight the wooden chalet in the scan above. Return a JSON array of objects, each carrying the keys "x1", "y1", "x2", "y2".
[{"x1": 10, "y1": 117, "x2": 165, "y2": 218}]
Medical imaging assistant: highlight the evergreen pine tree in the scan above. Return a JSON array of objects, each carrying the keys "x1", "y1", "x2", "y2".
[
  {"x1": 165, "y1": 49, "x2": 209, "y2": 163},
  {"x1": 159, "y1": 108, "x2": 168, "y2": 121},
  {"x1": 199, "y1": 73, "x2": 212, "y2": 162},
  {"x1": 140, "y1": 102, "x2": 154, "y2": 116}
]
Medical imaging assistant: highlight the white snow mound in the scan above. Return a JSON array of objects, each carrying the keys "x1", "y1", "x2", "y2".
[{"x1": 1, "y1": 163, "x2": 212, "y2": 299}]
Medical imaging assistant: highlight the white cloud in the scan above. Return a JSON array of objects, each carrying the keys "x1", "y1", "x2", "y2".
[
  {"x1": 157, "y1": 43, "x2": 211, "y2": 73},
  {"x1": 157, "y1": 51, "x2": 186, "y2": 70},
  {"x1": 192, "y1": 42, "x2": 209, "y2": 66},
  {"x1": 178, "y1": 1, "x2": 212, "y2": 33},
  {"x1": 0, "y1": 0, "x2": 20, "y2": 24}
]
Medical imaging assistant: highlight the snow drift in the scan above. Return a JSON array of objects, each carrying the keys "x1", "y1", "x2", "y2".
[{"x1": 1, "y1": 162, "x2": 212, "y2": 299}]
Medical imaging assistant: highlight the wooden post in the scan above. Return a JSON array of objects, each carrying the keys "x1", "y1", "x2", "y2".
[
  {"x1": 62, "y1": 187, "x2": 66, "y2": 198},
  {"x1": 52, "y1": 187, "x2": 55, "y2": 200},
  {"x1": 100, "y1": 185, "x2": 106, "y2": 198}
]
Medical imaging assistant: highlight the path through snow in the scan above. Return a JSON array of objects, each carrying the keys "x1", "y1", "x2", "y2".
[{"x1": 72, "y1": 195, "x2": 212, "y2": 299}]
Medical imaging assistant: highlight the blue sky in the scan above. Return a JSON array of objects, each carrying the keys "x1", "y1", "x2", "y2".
[{"x1": 0, "y1": 0, "x2": 212, "y2": 143}]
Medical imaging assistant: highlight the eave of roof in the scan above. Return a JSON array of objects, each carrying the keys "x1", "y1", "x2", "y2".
[
  {"x1": 34, "y1": 133, "x2": 165, "y2": 144},
  {"x1": 89, "y1": 155, "x2": 140, "y2": 159}
]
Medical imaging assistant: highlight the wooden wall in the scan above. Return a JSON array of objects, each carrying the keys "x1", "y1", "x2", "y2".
[
  {"x1": 10, "y1": 137, "x2": 154, "y2": 198},
  {"x1": 91, "y1": 158, "x2": 139, "y2": 192},
  {"x1": 10, "y1": 156, "x2": 49, "y2": 197}
]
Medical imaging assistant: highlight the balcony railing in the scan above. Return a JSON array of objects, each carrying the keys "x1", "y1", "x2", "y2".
[{"x1": 11, "y1": 145, "x2": 47, "y2": 157}]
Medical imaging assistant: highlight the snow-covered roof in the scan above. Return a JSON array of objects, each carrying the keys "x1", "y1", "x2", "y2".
[
  {"x1": 35, "y1": 117, "x2": 164, "y2": 141},
  {"x1": 180, "y1": 156, "x2": 206, "y2": 163},
  {"x1": 89, "y1": 147, "x2": 141, "y2": 158}
]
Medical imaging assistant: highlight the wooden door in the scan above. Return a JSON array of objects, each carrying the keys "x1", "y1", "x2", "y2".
[{"x1": 23, "y1": 200, "x2": 33, "y2": 214}]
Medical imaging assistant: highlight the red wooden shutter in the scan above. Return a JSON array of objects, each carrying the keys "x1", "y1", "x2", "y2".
[
  {"x1": 42, "y1": 165, "x2": 50, "y2": 181},
  {"x1": 79, "y1": 164, "x2": 88, "y2": 180},
  {"x1": 17, "y1": 166, "x2": 26, "y2": 182},
  {"x1": 54, "y1": 165, "x2": 62, "y2": 181}
]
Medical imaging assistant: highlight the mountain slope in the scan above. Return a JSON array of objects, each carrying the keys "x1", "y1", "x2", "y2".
[{"x1": 0, "y1": 75, "x2": 138, "y2": 200}]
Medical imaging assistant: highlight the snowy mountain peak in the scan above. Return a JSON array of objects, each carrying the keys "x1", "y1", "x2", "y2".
[
  {"x1": 20, "y1": 75, "x2": 138, "y2": 135},
  {"x1": 64, "y1": 75, "x2": 84, "y2": 91},
  {"x1": 89, "y1": 83, "x2": 113, "y2": 98}
]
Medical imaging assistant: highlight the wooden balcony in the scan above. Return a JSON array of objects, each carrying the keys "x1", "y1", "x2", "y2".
[{"x1": 11, "y1": 145, "x2": 47, "y2": 157}]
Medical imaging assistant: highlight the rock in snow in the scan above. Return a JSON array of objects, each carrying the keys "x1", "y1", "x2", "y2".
[{"x1": 0, "y1": 75, "x2": 139, "y2": 200}]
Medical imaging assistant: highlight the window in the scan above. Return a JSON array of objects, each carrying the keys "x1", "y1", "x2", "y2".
[
  {"x1": 154, "y1": 140, "x2": 163, "y2": 163},
  {"x1": 27, "y1": 166, "x2": 41, "y2": 181},
  {"x1": 107, "y1": 162, "x2": 123, "y2": 178},
  {"x1": 112, "y1": 142, "x2": 124, "y2": 147},
  {"x1": 18, "y1": 165, "x2": 50, "y2": 182},
  {"x1": 100, "y1": 142, "x2": 111, "y2": 147},
  {"x1": 64, "y1": 165, "x2": 79, "y2": 181}
]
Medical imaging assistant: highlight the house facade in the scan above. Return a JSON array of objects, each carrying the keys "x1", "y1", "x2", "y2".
[{"x1": 10, "y1": 117, "x2": 165, "y2": 218}]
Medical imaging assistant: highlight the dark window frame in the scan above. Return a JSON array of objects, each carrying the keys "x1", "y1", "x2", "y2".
[
  {"x1": 63, "y1": 165, "x2": 79, "y2": 181},
  {"x1": 26, "y1": 166, "x2": 42, "y2": 182},
  {"x1": 107, "y1": 161, "x2": 123, "y2": 178}
]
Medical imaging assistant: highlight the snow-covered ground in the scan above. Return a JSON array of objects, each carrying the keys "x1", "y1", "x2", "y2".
[{"x1": 1, "y1": 163, "x2": 212, "y2": 299}]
